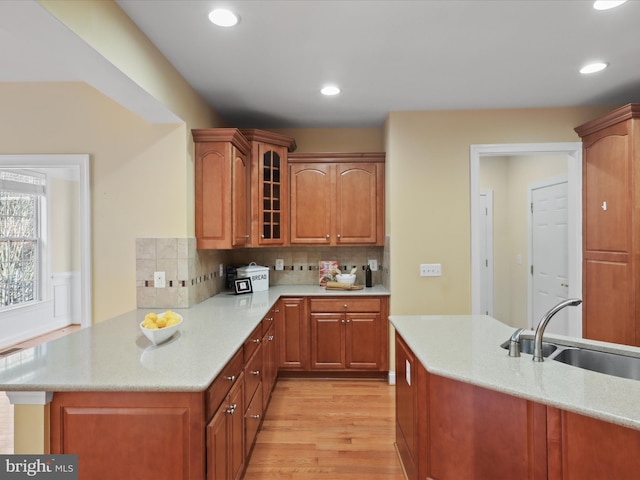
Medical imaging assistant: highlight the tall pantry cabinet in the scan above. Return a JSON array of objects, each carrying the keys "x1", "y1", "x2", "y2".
[{"x1": 575, "y1": 104, "x2": 640, "y2": 346}]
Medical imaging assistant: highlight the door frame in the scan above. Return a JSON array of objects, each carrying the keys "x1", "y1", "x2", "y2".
[
  {"x1": 479, "y1": 190, "x2": 494, "y2": 316},
  {"x1": 470, "y1": 143, "x2": 582, "y2": 331}
]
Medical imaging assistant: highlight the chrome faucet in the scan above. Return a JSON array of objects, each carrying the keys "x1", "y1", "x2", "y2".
[{"x1": 533, "y1": 298, "x2": 582, "y2": 362}]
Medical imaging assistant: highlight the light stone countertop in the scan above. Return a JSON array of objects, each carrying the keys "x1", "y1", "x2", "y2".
[
  {"x1": 390, "y1": 314, "x2": 640, "y2": 431},
  {"x1": 0, "y1": 285, "x2": 389, "y2": 393}
]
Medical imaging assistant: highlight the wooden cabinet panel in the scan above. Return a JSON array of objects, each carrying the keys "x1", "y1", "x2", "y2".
[
  {"x1": 262, "y1": 323, "x2": 277, "y2": 408},
  {"x1": 289, "y1": 163, "x2": 333, "y2": 245},
  {"x1": 309, "y1": 297, "x2": 381, "y2": 313},
  {"x1": 244, "y1": 381, "x2": 264, "y2": 456},
  {"x1": 244, "y1": 345, "x2": 263, "y2": 410},
  {"x1": 346, "y1": 313, "x2": 381, "y2": 369},
  {"x1": 192, "y1": 129, "x2": 252, "y2": 250},
  {"x1": 50, "y1": 391, "x2": 205, "y2": 480},
  {"x1": 207, "y1": 401, "x2": 230, "y2": 480},
  {"x1": 576, "y1": 104, "x2": 640, "y2": 346},
  {"x1": 288, "y1": 153, "x2": 385, "y2": 246},
  {"x1": 278, "y1": 297, "x2": 309, "y2": 370},
  {"x1": 206, "y1": 349, "x2": 243, "y2": 420},
  {"x1": 241, "y1": 130, "x2": 296, "y2": 247},
  {"x1": 584, "y1": 258, "x2": 634, "y2": 344},
  {"x1": 427, "y1": 375, "x2": 547, "y2": 480},
  {"x1": 547, "y1": 407, "x2": 640, "y2": 480},
  {"x1": 335, "y1": 163, "x2": 382, "y2": 245},
  {"x1": 310, "y1": 313, "x2": 345, "y2": 369},
  {"x1": 583, "y1": 128, "x2": 630, "y2": 253},
  {"x1": 395, "y1": 335, "x2": 419, "y2": 480}
]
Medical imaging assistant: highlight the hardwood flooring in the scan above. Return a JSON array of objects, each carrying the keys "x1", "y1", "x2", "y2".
[{"x1": 243, "y1": 379, "x2": 405, "y2": 480}]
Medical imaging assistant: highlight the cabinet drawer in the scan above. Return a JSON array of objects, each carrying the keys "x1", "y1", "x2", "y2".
[
  {"x1": 244, "y1": 323, "x2": 263, "y2": 363},
  {"x1": 205, "y1": 348, "x2": 243, "y2": 420},
  {"x1": 310, "y1": 297, "x2": 381, "y2": 313},
  {"x1": 262, "y1": 309, "x2": 276, "y2": 333},
  {"x1": 245, "y1": 381, "x2": 264, "y2": 455},
  {"x1": 244, "y1": 346, "x2": 263, "y2": 409}
]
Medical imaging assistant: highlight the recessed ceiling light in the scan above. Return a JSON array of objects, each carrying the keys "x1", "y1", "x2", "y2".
[
  {"x1": 593, "y1": 0, "x2": 627, "y2": 10},
  {"x1": 580, "y1": 62, "x2": 608, "y2": 74},
  {"x1": 208, "y1": 8, "x2": 239, "y2": 27},
  {"x1": 321, "y1": 85, "x2": 341, "y2": 96}
]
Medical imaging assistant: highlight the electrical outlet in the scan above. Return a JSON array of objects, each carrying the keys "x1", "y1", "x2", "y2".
[
  {"x1": 419, "y1": 263, "x2": 442, "y2": 277},
  {"x1": 154, "y1": 271, "x2": 166, "y2": 288},
  {"x1": 219, "y1": 264, "x2": 224, "y2": 276},
  {"x1": 368, "y1": 259, "x2": 378, "y2": 271},
  {"x1": 275, "y1": 259, "x2": 284, "y2": 271}
]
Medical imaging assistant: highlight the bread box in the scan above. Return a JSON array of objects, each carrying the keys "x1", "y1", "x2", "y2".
[{"x1": 236, "y1": 262, "x2": 269, "y2": 291}]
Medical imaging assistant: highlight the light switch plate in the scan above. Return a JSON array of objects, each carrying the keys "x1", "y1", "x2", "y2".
[
  {"x1": 219, "y1": 264, "x2": 224, "y2": 276},
  {"x1": 420, "y1": 263, "x2": 442, "y2": 277},
  {"x1": 275, "y1": 259, "x2": 284, "y2": 271},
  {"x1": 368, "y1": 259, "x2": 378, "y2": 271}
]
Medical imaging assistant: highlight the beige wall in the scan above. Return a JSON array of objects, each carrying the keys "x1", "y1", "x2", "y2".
[
  {"x1": 384, "y1": 107, "x2": 613, "y2": 316},
  {"x1": 50, "y1": 177, "x2": 80, "y2": 273}
]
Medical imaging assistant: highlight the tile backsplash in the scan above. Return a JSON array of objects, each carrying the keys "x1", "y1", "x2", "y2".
[{"x1": 136, "y1": 237, "x2": 390, "y2": 309}]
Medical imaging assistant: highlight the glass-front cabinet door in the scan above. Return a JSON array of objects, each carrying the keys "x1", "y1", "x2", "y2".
[{"x1": 261, "y1": 146, "x2": 283, "y2": 243}]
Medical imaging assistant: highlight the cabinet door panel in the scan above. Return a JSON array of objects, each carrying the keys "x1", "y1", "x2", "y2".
[
  {"x1": 198, "y1": 147, "x2": 229, "y2": 243},
  {"x1": 228, "y1": 378, "x2": 245, "y2": 480},
  {"x1": 310, "y1": 313, "x2": 345, "y2": 369},
  {"x1": 290, "y1": 163, "x2": 333, "y2": 244},
  {"x1": 395, "y1": 335, "x2": 418, "y2": 480},
  {"x1": 335, "y1": 163, "x2": 379, "y2": 244},
  {"x1": 278, "y1": 297, "x2": 309, "y2": 370},
  {"x1": 346, "y1": 313, "x2": 381, "y2": 369},
  {"x1": 584, "y1": 133, "x2": 630, "y2": 253},
  {"x1": 207, "y1": 405, "x2": 229, "y2": 480},
  {"x1": 584, "y1": 258, "x2": 634, "y2": 344}
]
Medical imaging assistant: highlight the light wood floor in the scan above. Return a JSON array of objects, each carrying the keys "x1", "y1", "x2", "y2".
[
  {"x1": 0, "y1": 325, "x2": 81, "y2": 454},
  {"x1": 243, "y1": 379, "x2": 406, "y2": 480}
]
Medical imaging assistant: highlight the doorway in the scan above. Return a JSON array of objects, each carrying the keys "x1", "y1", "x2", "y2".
[{"x1": 470, "y1": 143, "x2": 582, "y2": 332}]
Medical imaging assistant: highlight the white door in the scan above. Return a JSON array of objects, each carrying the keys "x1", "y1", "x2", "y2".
[
  {"x1": 530, "y1": 180, "x2": 569, "y2": 334},
  {"x1": 479, "y1": 191, "x2": 493, "y2": 316}
]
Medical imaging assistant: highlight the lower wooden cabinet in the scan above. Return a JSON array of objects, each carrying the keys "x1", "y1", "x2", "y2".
[
  {"x1": 207, "y1": 374, "x2": 245, "y2": 480},
  {"x1": 310, "y1": 297, "x2": 388, "y2": 371},
  {"x1": 395, "y1": 332, "x2": 640, "y2": 480}
]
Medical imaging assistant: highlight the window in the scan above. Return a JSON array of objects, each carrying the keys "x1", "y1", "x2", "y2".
[{"x1": 0, "y1": 171, "x2": 45, "y2": 309}]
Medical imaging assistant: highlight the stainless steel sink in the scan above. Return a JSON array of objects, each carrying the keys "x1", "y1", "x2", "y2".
[
  {"x1": 500, "y1": 337, "x2": 559, "y2": 358},
  {"x1": 501, "y1": 334, "x2": 640, "y2": 381},
  {"x1": 550, "y1": 347, "x2": 640, "y2": 381}
]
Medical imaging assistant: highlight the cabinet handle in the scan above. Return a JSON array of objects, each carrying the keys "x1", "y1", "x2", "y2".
[
  {"x1": 274, "y1": 309, "x2": 280, "y2": 313},
  {"x1": 226, "y1": 404, "x2": 237, "y2": 415},
  {"x1": 250, "y1": 414, "x2": 261, "y2": 420},
  {"x1": 268, "y1": 335, "x2": 274, "y2": 341},
  {"x1": 346, "y1": 319, "x2": 351, "y2": 323},
  {"x1": 252, "y1": 338, "x2": 261, "y2": 344},
  {"x1": 251, "y1": 370, "x2": 260, "y2": 376},
  {"x1": 224, "y1": 375, "x2": 236, "y2": 382}
]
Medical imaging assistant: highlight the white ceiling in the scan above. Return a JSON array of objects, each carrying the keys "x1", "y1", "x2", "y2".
[{"x1": 1, "y1": 1, "x2": 639, "y2": 128}]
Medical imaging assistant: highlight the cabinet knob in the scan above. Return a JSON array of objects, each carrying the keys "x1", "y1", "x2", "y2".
[
  {"x1": 252, "y1": 338, "x2": 261, "y2": 344},
  {"x1": 337, "y1": 234, "x2": 341, "y2": 239},
  {"x1": 251, "y1": 370, "x2": 260, "y2": 376},
  {"x1": 341, "y1": 319, "x2": 345, "y2": 323},
  {"x1": 261, "y1": 234, "x2": 265, "y2": 238},
  {"x1": 268, "y1": 335, "x2": 274, "y2": 341},
  {"x1": 344, "y1": 304, "x2": 348, "y2": 309},
  {"x1": 326, "y1": 234, "x2": 330, "y2": 239},
  {"x1": 250, "y1": 414, "x2": 261, "y2": 420},
  {"x1": 226, "y1": 404, "x2": 237, "y2": 415},
  {"x1": 224, "y1": 375, "x2": 236, "y2": 382},
  {"x1": 274, "y1": 309, "x2": 280, "y2": 313}
]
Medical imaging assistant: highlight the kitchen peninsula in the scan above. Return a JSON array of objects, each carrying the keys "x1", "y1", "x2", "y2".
[
  {"x1": 0, "y1": 285, "x2": 389, "y2": 480},
  {"x1": 391, "y1": 314, "x2": 640, "y2": 480}
]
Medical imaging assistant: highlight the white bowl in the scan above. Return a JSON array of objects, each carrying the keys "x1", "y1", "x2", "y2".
[
  {"x1": 335, "y1": 274, "x2": 356, "y2": 285},
  {"x1": 140, "y1": 313, "x2": 183, "y2": 345}
]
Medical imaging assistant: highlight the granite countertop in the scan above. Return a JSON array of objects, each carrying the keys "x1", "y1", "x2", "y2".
[
  {"x1": 390, "y1": 314, "x2": 640, "y2": 431},
  {"x1": 0, "y1": 285, "x2": 389, "y2": 394}
]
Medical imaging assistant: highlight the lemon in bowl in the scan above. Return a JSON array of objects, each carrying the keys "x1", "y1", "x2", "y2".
[{"x1": 140, "y1": 310, "x2": 183, "y2": 345}]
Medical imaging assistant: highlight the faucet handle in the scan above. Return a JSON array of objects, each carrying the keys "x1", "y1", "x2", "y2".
[{"x1": 508, "y1": 328, "x2": 524, "y2": 357}]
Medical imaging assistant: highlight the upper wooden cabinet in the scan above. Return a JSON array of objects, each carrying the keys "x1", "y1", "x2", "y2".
[
  {"x1": 575, "y1": 104, "x2": 640, "y2": 346},
  {"x1": 240, "y1": 129, "x2": 297, "y2": 247},
  {"x1": 192, "y1": 129, "x2": 251, "y2": 250},
  {"x1": 288, "y1": 153, "x2": 385, "y2": 246}
]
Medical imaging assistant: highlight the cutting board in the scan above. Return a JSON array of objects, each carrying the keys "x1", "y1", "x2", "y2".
[{"x1": 325, "y1": 281, "x2": 364, "y2": 291}]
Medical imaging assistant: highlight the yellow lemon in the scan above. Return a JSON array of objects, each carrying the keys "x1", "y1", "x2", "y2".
[
  {"x1": 165, "y1": 317, "x2": 180, "y2": 327},
  {"x1": 155, "y1": 316, "x2": 168, "y2": 328},
  {"x1": 144, "y1": 312, "x2": 158, "y2": 323},
  {"x1": 145, "y1": 322, "x2": 159, "y2": 330}
]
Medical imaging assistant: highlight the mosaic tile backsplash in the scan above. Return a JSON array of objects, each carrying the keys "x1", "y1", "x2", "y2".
[{"x1": 136, "y1": 238, "x2": 390, "y2": 309}]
